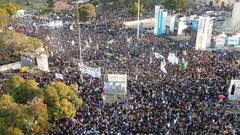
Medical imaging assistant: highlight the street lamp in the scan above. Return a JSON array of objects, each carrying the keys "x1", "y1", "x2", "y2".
[
  {"x1": 73, "y1": 0, "x2": 89, "y2": 63},
  {"x1": 137, "y1": 0, "x2": 140, "y2": 40},
  {"x1": 73, "y1": 0, "x2": 89, "y2": 81}
]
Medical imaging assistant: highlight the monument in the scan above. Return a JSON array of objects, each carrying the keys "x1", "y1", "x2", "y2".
[{"x1": 195, "y1": 16, "x2": 213, "y2": 50}]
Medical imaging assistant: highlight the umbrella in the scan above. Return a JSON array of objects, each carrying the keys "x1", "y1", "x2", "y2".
[{"x1": 218, "y1": 94, "x2": 225, "y2": 100}]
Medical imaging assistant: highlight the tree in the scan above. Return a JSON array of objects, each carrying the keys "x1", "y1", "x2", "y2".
[
  {"x1": 79, "y1": 3, "x2": 96, "y2": 21},
  {"x1": 162, "y1": 0, "x2": 189, "y2": 11},
  {"x1": 128, "y1": 1, "x2": 144, "y2": 16},
  {"x1": 17, "y1": 80, "x2": 40, "y2": 103},
  {"x1": 0, "y1": 94, "x2": 15, "y2": 107},
  {"x1": 0, "y1": 30, "x2": 43, "y2": 64},
  {"x1": 0, "y1": 8, "x2": 10, "y2": 28},
  {"x1": 6, "y1": 127, "x2": 24, "y2": 135},
  {"x1": 29, "y1": 101, "x2": 49, "y2": 134},
  {"x1": 0, "y1": 77, "x2": 83, "y2": 134},
  {"x1": 4, "y1": 3, "x2": 20, "y2": 16},
  {"x1": 2, "y1": 76, "x2": 25, "y2": 96},
  {"x1": 44, "y1": 82, "x2": 83, "y2": 120}
]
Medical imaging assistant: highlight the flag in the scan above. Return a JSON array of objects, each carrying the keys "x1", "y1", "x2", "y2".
[
  {"x1": 55, "y1": 73, "x2": 64, "y2": 80},
  {"x1": 107, "y1": 39, "x2": 114, "y2": 44},
  {"x1": 71, "y1": 40, "x2": 75, "y2": 46},
  {"x1": 85, "y1": 40, "x2": 89, "y2": 47},
  {"x1": 154, "y1": 52, "x2": 164, "y2": 59},
  {"x1": 183, "y1": 51, "x2": 187, "y2": 56},
  {"x1": 89, "y1": 37, "x2": 92, "y2": 43},
  {"x1": 127, "y1": 37, "x2": 132, "y2": 43},
  {"x1": 167, "y1": 53, "x2": 179, "y2": 64},
  {"x1": 160, "y1": 59, "x2": 167, "y2": 74},
  {"x1": 180, "y1": 58, "x2": 188, "y2": 70},
  {"x1": 79, "y1": 63, "x2": 101, "y2": 78}
]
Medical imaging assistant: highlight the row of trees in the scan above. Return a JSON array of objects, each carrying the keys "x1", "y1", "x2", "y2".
[
  {"x1": 98, "y1": 0, "x2": 189, "y2": 16},
  {"x1": 0, "y1": 2, "x2": 20, "y2": 28},
  {"x1": 0, "y1": 76, "x2": 83, "y2": 134},
  {"x1": 0, "y1": 30, "x2": 43, "y2": 64}
]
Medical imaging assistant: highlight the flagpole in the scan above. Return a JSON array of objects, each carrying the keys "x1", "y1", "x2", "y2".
[{"x1": 137, "y1": 0, "x2": 140, "y2": 40}]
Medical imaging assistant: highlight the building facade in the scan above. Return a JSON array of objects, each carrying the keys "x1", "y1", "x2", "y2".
[{"x1": 193, "y1": 0, "x2": 234, "y2": 8}]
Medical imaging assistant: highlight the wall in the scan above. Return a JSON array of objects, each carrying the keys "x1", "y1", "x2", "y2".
[{"x1": 0, "y1": 62, "x2": 21, "y2": 72}]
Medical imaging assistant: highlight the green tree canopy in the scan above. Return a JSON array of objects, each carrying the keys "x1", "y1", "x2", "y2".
[
  {"x1": 0, "y1": 76, "x2": 83, "y2": 134},
  {"x1": 162, "y1": 0, "x2": 189, "y2": 11},
  {"x1": 128, "y1": 0, "x2": 144, "y2": 16},
  {"x1": 0, "y1": 30, "x2": 43, "y2": 64},
  {"x1": 79, "y1": 3, "x2": 96, "y2": 21}
]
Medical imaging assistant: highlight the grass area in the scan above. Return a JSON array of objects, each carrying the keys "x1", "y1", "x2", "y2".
[{"x1": 1, "y1": 0, "x2": 49, "y2": 13}]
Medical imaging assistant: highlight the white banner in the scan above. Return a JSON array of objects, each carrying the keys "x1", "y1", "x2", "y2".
[
  {"x1": 79, "y1": 64, "x2": 101, "y2": 78},
  {"x1": 36, "y1": 54, "x2": 49, "y2": 71},
  {"x1": 55, "y1": 73, "x2": 64, "y2": 80},
  {"x1": 108, "y1": 74, "x2": 127, "y2": 82},
  {"x1": 104, "y1": 82, "x2": 127, "y2": 95}
]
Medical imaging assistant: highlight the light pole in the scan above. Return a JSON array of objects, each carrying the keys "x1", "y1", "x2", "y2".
[
  {"x1": 73, "y1": 0, "x2": 89, "y2": 81},
  {"x1": 137, "y1": 0, "x2": 140, "y2": 40},
  {"x1": 74, "y1": 0, "x2": 89, "y2": 63}
]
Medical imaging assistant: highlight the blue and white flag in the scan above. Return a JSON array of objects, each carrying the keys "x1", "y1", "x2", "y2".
[
  {"x1": 167, "y1": 53, "x2": 179, "y2": 64},
  {"x1": 79, "y1": 64, "x2": 101, "y2": 78},
  {"x1": 154, "y1": 52, "x2": 164, "y2": 59}
]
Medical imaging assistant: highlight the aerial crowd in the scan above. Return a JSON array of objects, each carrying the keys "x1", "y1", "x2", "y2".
[{"x1": 0, "y1": 9, "x2": 240, "y2": 134}]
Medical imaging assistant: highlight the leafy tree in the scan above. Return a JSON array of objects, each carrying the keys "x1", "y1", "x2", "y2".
[
  {"x1": 44, "y1": 82, "x2": 83, "y2": 120},
  {"x1": 162, "y1": 0, "x2": 189, "y2": 11},
  {"x1": 17, "y1": 80, "x2": 40, "y2": 103},
  {"x1": 47, "y1": 0, "x2": 54, "y2": 7},
  {"x1": 44, "y1": 85, "x2": 60, "y2": 106},
  {"x1": 0, "y1": 30, "x2": 43, "y2": 64},
  {"x1": 0, "y1": 8, "x2": 10, "y2": 28},
  {"x1": 0, "y1": 94, "x2": 15, "y2": 107},
  {"x1": 29, "y1": 101, "x2": 49, "y2": 134},
  {"x1": 0, "y1": 77, "x2": 82, "y2": 134},
  {"x1": 4, "y1": 3, "x2": 20, "y2": 16},
  {"x1": 6, "y1": 127, "x2": 24, "y2": 135},
  {"x1": 2, "y1": 76, "x2": 25, "y2": 96},
  {"x1": 79, "y1": 3, "x2": 96, "y2": 21},
  {"x1": 128, "y1": 1, "x2": 144, "y2": 16}
]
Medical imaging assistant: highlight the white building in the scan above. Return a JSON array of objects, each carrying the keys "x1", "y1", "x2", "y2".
[{"x1": 196, "y1": 16, "x2": 214, "y2": 50}]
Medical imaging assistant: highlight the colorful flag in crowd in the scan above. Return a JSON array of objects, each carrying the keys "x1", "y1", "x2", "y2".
[
  {"x1": 167, "y1": 53, "x2": 179, "y2": 64},
  {"x1": 160, "y1": 59, "x2": 167, "y2": 74},
  {"x1": 180, "y1": 58, "x2": 188, "y2": 70},
  {"x1": 79, "y1": 64, "x2": 101, "y2": 78},
  {"x1": 154, "y1": 52, "x2": 164, "y2": 59}
]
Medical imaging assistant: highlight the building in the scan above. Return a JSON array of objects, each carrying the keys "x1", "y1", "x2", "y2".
[
  {"x1": 192, "y1": 0, "x2": 234, "y2": 8},
  {"x1": 196, "y1": 16, "x2": 214, "y2": 50},
  {"x1": 224, "y1": 0, "x2": 240, "y2": 34}
]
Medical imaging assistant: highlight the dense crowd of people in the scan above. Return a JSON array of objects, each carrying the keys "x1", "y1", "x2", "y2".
[{"x1": 1, "y1": 9, "x2": 240, "y2": 134}]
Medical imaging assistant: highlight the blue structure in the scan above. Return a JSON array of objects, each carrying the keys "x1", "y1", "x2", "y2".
[
  {"x1": 154, "y1": 6, "x2": 167, "y2": 36},
  {"x1": 191, "y1": 20, "x2": 199, "y2": 32}
]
